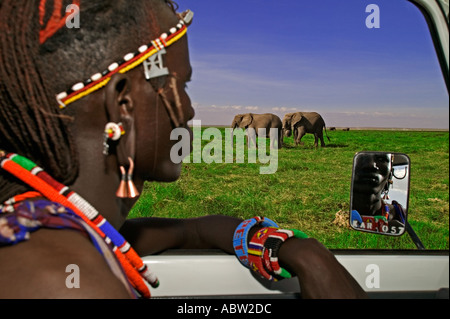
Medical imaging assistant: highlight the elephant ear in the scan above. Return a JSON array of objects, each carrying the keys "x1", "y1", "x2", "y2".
[
  {"x1": 240, "y1": 114, "x2": 253, "y2": 128},
  {"x1": 284, "y1": 113, "x2": 295, "y2": 125},
  {"x1": 232, "y1": 115, "x2": 242, "y2": 128},
  {"x1": 292, "y1": 113, "x2": 303, "y2": 128}
]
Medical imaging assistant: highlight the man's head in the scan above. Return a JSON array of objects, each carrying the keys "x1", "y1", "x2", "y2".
[
  {"x1": 353, "y1": 153, "x2": 393, "y2": 197},
  {"x1": 0, "y1": 0, "x2": 193, "y2": 201}
]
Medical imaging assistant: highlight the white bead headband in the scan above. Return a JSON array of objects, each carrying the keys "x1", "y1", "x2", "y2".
[{"x1": 56, "y1": 10, "x2": 193, "y2": 109}]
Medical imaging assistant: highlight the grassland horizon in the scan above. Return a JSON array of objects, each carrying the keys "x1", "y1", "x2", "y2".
[
  {"x1": 130, "y1": 128, "x2": 449, "y2": 250},
  {"x1": 189, "y1": 124, "x2": 450, "y2": 132}
]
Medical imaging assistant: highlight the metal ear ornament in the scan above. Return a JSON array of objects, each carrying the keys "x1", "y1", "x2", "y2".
[
  {"x1": 116, "y1": 166, "x2": 128, "y2": 198},
  {"x1": 103, "y1": 122, "x2": 125, "y2": 155},
  {"x1": 116, "y1": 157, "x2": 139, "y2": 199},
  {"x1": 143, "y1": 48, "x2": 169, "y2": 80}
]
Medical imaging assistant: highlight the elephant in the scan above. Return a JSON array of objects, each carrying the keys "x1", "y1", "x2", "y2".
[
  {"x1": 231, "y1": 113, "x2": 283, "y2": 149},
  {"x1": 282, "y1": 112, "x2": 330, "y2": 148}
]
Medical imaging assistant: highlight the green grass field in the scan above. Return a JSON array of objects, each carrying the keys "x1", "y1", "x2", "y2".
[{"x1": 130, "y1": 128, "x2": 449, "y2": 250}]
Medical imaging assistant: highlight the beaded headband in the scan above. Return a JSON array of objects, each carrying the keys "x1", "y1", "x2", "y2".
[{"x1": 56, "y1": 10, "x2": 193, "y2": 109}]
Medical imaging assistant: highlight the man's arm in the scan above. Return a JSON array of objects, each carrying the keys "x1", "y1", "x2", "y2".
[
  {"x1": 120, "y1": 215, "x2": 367, "y2": 298},
  {"x1": 119, "y1": 215, "x2": 240, "y2": 255}
]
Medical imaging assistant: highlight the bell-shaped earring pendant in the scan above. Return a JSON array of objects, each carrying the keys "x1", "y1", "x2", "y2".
[
  {"x1": 126, "y1": 157, "x2": 139, "y2": 199},
  {"x1": 116, "y1": 166, "x2": 128, "y2": 198}
]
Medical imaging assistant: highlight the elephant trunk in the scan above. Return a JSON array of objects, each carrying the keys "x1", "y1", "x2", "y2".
[{"x1": 282, "y1": 121, "x2": 291, "y2": 137}]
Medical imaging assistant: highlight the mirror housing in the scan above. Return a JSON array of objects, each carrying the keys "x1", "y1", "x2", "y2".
[{"x1": 350, "y1": 152, "x2": 410, "y2": 236}]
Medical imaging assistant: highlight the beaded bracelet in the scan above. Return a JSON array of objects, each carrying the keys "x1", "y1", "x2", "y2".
[
  {"x1": 248, "y1": 227, "x2": 308, "y2": 281},
  {"x1": 264, "y1": 229, "x2": 308, "y2": 279},
  {"x1": 247, "y1": 227, "x2": 280, "y2": 281},
  {"x1": 233, "y1": 216, "x2": 278, "y2": 268}
]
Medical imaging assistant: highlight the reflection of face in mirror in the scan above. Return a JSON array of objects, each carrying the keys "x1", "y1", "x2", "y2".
[{"x1": 350, "y1": 152, "x2": 409, "y2": 236}]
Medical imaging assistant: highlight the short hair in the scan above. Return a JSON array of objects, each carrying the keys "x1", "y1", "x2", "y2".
[{"x1": 0, "y1": 0, "x2": 177, "y2": 201}]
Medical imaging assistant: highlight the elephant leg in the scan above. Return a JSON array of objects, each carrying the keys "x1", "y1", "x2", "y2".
[
  {"x1": 292, "y1": 128, "x2": 300, "y2": 146},
  {"x1": 247, "y1": 128, "x2": 257, "y2": 149},
  {"x1": 269, "y1": 128, "x2": 281, "y2": 150},
  {"x1": 278, "y1": 128, "x2": 283, "y2": 149},
  {"x1": 319, "y1": 133, "x2": 326, "y2": 147},
  {"x1": 269, "y1": 133, "x2": 274, "y2": 149},
  {"x1": 270, "y1": 133, "x2": 278, "y2": 150},
  {"x1": 314, "y1": 134, "x2": 319, "y2": 148},
  {"x1": 296, "y1": 127, "x2": 306, "y2": 146}
]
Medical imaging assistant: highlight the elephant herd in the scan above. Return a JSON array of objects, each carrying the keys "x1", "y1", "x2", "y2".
[{"x1": 231, "y1": 112, "x2": 330, "y2": 149}]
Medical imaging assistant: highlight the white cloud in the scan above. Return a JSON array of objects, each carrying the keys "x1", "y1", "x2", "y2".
[{"x1": 272, "y1": 107, "x2": 299, "y2": 112}]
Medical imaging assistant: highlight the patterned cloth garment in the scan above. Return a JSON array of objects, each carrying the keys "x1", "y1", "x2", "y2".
[{"x1": 1, "y1": 199, "x2": 88, "y2": 245}]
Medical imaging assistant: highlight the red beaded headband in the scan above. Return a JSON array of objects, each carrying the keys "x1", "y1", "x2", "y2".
[{"x1": 56, "y1": 10, "x2": 193, "y2": 109}]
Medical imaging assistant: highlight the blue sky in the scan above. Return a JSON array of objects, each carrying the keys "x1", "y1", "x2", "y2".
[{"x1": 177, "y1": 0, "x2": 448, "y2": 129}]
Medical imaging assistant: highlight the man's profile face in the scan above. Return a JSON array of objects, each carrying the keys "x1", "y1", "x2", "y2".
[{"x1": 132, "y1": 33, "x2": 194, "y2": 183}]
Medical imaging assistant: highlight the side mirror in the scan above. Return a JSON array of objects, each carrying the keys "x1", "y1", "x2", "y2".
[{"x1": 350, "y1": 152, "x2": 410, "y2": 236}]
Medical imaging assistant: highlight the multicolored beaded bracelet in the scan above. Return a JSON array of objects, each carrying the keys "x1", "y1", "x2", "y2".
[
  {"x1": 248, "y1": 227, "x2": 280, "y2": 281},
  {"x1": 248, "y1": 227, "x2": 308, "y2": 281},
  {"x1": 55, "y1": 11, "x2": 193, "y2": 109},
  {"x1": 233, "y1": 216, "x2": 278, "y2": 268},
  {"x1": 264, "y1": 228, "x2": 308, "y2": 279}
]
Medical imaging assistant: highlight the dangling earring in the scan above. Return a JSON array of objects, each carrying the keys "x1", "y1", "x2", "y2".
[
  {"x1": 116, "y1": 166, "x2": 128, "y2": 198},
  {"x1": 382, "y1": 174, "x2": 393, "y2": 200},
  {"x1": 126, "y1": 157, "x2": 139, "y2": 198},
  {"x1": 116, "y1": 157, "x2": 140, "y2": 199},
  {"x1": 103, "y1": 122, "x2": 125, "y2": 155}
]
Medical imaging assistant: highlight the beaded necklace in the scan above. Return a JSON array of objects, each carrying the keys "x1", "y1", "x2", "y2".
[
  {"x1": 0, "y1": 152, "x2": 157, "y2": 299},
  {"x1": 0, "y1": 191, "x2": 42, "y2": 213}
]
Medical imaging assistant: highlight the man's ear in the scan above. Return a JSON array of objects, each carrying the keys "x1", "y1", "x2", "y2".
[{"x1": 105, "y1": 73, "x2": 135, "y2": 167}]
